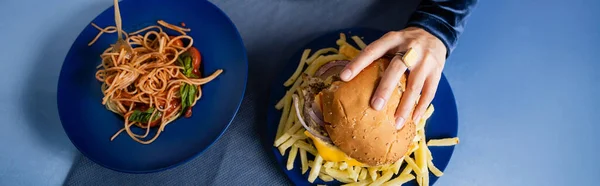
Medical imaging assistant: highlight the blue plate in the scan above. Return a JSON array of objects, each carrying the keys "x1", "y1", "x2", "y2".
[
  {"x1": 266, "y1": 28, "x2": 458, "y2": 186},
  {"x1": 57, "y1": 0, "x2": 247, "y2": 173}
]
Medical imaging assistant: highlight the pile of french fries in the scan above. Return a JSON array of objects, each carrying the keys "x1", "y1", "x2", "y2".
[{"x1": 273, "y1": 33, "x2": 460, "y2": 186}]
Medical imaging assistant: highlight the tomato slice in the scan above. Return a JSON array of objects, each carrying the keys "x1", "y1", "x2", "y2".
[
  {"x1": 187, "y1": 47, "x2": 202, "y2": 77},
  {"x1": 169, "y1": 36, "x2": 184, "y2": 47}
]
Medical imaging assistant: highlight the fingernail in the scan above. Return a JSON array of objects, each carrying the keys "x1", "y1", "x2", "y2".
[
  {"x1": 395, "y1": 117, "x2": 405, "y2": 130},
  {"x1": 340, "y1": 69, "x2": 352, "y2": 81},
  {"x1": 372, "y1": 98, "x2": 385, "y2": 111}
]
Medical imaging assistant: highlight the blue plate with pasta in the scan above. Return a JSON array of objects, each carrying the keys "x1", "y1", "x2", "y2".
[
  {"x1": 266, "y1": 28, "x2": 459, "y2": 185},
  {"x1": 57, "y1": 0, "x2": 247, "y2": 173}
]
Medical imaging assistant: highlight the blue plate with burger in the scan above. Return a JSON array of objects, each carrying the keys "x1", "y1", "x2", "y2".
[{"x1": 266, "y1": 28, "x2": 460, "y2": 185}]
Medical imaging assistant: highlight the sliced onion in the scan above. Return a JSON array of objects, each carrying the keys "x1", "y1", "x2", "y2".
[
  {"x1": 309, "y1": 101, "x2": 325, "y2": 126},
  {"x1": 303, "y1": 98, "x2": 325, "y2": 127},
  {"x1": 293, "y1": 94, "x2": 332, "y2": 143},
  {"x1": 315, "y1": 60, "x2": 350, "y2": 78}
]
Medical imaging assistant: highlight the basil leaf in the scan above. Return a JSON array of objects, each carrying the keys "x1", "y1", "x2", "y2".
[
  {"x1": 179, "y1": 83, "x2": 198, "y2": 114},
  {"x1": 184, "y1": 56, "x2": 193, "y2": 77},
  {"x1": 184, "y1": 56, "x2": 192, "y2": 69},
  {"x1": 177, "y1": 57, "x2": 184, "y2": 67},
  {"x1": 180, "y1": 83, "x2": 189, "y2": 113},
  {"x1": 128, "y1": 107, "x2": 160, "y2": 123},
  {"x1": 180, "y1": 83, "x2": 187, "y2": 101},
  {"x1": 129, "y1": 110, "x2": 142, "y2": 122},
  {"x1": 178, "y1": 52, "x2": 191, "y2": 76},
  {"x1": 187, "y1": 85, "x2": 196, "y2": 107}
]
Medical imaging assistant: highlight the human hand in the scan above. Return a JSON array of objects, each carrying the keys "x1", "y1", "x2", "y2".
[{"x1": 339, "y1": 27, "x2": 447, "y2": 129}]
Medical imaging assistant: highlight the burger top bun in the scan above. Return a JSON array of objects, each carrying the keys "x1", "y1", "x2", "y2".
[{"x1": 320, "y1": 58, "x2": 416, "y2": 166}]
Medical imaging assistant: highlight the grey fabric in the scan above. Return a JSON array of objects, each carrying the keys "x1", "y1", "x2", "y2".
[{"x1": 65, "y1": 0, "x2": 418, "y2": 185}]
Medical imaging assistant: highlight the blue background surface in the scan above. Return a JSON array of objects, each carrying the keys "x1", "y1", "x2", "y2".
[{"x1": 0, "y1": 0, "x2": 599, "y2": 185}]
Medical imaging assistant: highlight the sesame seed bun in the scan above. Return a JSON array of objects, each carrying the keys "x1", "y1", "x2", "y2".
[{"x1": 320, "y1": 58, "x2": 416, "y2": 166}]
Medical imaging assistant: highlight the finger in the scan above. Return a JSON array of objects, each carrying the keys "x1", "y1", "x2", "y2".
[
  {"x1": 412, "y1": 74, "x2": 441, "y2": 125},
  {"x1": 370, "y1": 55, "x2": 408, "y2": 111},
  {"x1": 394, "y1": 66, "x2": 427, "y2": 130},
  {"x1": 340, "y1": 32, "x2": 404, "y2": 81}
]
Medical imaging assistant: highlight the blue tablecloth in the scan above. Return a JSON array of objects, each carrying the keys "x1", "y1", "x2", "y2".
[
  {"x1": 2, "y1": 0, "x2": 599, "y2": 185},
  {"x1": 65, "y1": 0, "x2": 418, "y2": 185}
]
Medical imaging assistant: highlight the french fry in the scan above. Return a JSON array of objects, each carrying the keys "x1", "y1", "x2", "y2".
[
  {"x1": 284, "y1": 49, "x2": 311, "y2": 86},
  {"x1": 391, "y1": 157, "x2": 405, "y2": 174},
  {"x1": 275, "y1": 77, "x2": 303, "y2": 109},
  {"x1": 273, "y1": 112, "x2": 300, "y2": 147},
  {"x1": 339, "y1": 44, "x2": 360, "y2": 59},
  {"x1": 427, "y1": 137, "x2": 460, "y2": 146},
  {"x1": 319, "y1": 173, "x2": 334, "y2": 182},
  {"x1": 420, "y1": 138, "x2": 433, "y2": 162},
  {"x1": 279, "y1": 129, "x2": 305, "y2": 155},
  {"x1": 404, "y1": 156, "x2": 422, "y2": 177},
  {"x1": 413, "y1": 134, "x2": 422, "y2": 143},
  {"x1": 370, "y1": 170, "x2": 394, "y2": 186},
  {"x1": 417, "y1": 104, "x2": 434, "y2": 131},
  {"x1": 351, "y1": 36, "x2": 367, "y2": 49},
  {"x1": 416, "y1": 131, "x2": 428, "y2": 175},
  {"x1": 382, "y1": 174, "x2": 415, "y2": 186},
  {"x1": 293, "y1": 140, "x2": 318, "y2": 155},
  {"x1": 306, "y1": 48, "x2": 338, "y2": 65},
  {"x1": 291, "y1": 133, "x2": 308, "y2": 140},
  {"x1": 428, "y1": 160, "x2": 444, "y2": 177},
  {"x1": 423, "y1": 104, "x2": 434, "y2": 120},
  {"x1": 300, "y1": 149, "x2": 309, "y2": 174},
  {"x1": 417, "y1": 130, "x2": 429, "y2": 186},
  {"x1": 323, "y1": 161, "x2": 335, "y2": 169},
  {"x1": 287, "y1": 146, "x2": 299, "y2": 170},
  {"x1": 427, "y1": 146, "x2": 433, "y2": 162},
  {"x1": 368, "y1": 167, "x2": 378, "y2": 181},
  {"x1": 325, "y1": 167, "x2": 354, "y2": 183},
  {"x1": 336, "y1": 33, "x2": 347, "y2": 46},
  {"x1": 410, "y1": 143, "x2": 420, "y2": 154},
  {"x1": 283, "y1": 96, "x2": 297, "y2": 131},
  {"x1": 348, "y1": 166, "x2": 359, "y2": 182},
  {"x1": 423, "y1": 172, "x2": 430, "y2": 186},
  {"x1": 319, "y1": 166, "x2": 329, "y2": 174},
  {"x1": 304, "y1": 54, "x2": 347, "y2": 76},
  {"x1": 275, "y1": 95, "x2": 292, "y2": 139},
  {"x1": 342, "y1": 180, "x2": 371, "y2": 186},
  {"x1": 308, "y1": 155, "x2": 324, "y2": 183},
  {"x1": 400, "y1": 165, "x2": 413, "y2": 176},
  {"x1": 382, "y1": 164, "x2": 394, "y2": 171},
  {"x1": 358, "y1": 167, "x2": 368, "y2": 181},
  {"x1": 339, "y1": 162, "x2": 349, "y2": 170},
  {"x1": 416, "y1": 145, "x2": 427, "y2": 171}
]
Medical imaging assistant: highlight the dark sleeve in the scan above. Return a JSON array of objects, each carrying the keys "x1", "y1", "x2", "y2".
[{"x1": 406, "y1": 0, "x2": 478, "y2": 56}]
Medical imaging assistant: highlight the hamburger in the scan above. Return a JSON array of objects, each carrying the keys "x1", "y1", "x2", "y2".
[{"x1": 293, "y1": 57, "x2": 416, "y2": 167}]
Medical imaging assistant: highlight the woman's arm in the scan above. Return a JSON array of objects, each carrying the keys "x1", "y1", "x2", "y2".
[
  {"x1": 406, "y1": 0, "x2": 478, "y2": 55},
  {"x1": 340, "y1": 0, "x2": 478, "y2": 129}
]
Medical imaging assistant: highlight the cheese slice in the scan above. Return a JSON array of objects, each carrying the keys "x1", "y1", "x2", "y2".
[{"x1": 305, "y1": 131, "x2": 363, "y2": 167}]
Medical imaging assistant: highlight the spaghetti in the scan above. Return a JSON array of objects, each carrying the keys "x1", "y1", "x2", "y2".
[{"x1": 90, "y1": 1, "x2": 222, "y2": 144}]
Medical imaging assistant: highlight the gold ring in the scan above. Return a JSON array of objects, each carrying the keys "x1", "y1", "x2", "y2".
[{"x1": 395, "y1": 51, "x2": 411, "y2": 68}]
